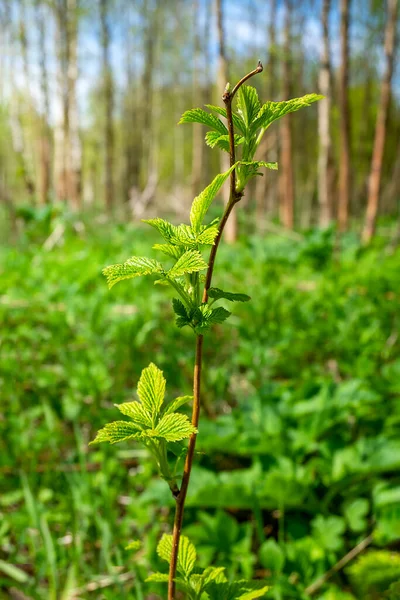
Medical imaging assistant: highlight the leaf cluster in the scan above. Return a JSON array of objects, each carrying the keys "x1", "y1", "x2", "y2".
[
  {"x1": 91, "y1": 363, "x2": 195, "y2": 488},
  {"x1": 180, "y1": 88, "x2": 322, "y2": 192},
  {"x1": 147, "y1": 534, "x2": 269, "y2": 600}
]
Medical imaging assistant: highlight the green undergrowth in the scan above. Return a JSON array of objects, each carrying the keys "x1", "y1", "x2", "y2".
[{"x1": 1, "y1": 219, "x2": 400, "y2": 599}]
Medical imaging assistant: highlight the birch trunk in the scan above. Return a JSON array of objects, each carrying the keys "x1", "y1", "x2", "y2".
[
  {"x1": 318, "y1": 0, "x2": 333, "y2": 227},
  {"x1": 362, "y1": 0, "x2": 398, "y2": 242},
  {"x1": 279, "y1": 0, "x2": 294, "y2": 229},
  {"x1": 338, "y1": 0, "x2": 351, "y2": 231}
]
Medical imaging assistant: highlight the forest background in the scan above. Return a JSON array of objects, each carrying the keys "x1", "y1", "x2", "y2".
[{"x1": 1, "y1": 0, "x2": 400, "y2": 599}]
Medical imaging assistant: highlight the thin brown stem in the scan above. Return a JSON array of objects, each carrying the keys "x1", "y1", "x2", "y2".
[
  {"x1": 305, "y1": 534, "x2": 373, "y2": 595},
  {"x1": 167, "y1": 63, "x2": 263, "y2": 600}
]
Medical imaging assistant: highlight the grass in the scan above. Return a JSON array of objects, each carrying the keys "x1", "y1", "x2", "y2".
[{"x1": 1, "y1": 214, "x2": 400, "y2": 598}]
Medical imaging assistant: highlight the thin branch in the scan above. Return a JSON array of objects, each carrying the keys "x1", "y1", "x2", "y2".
[
  {"x1": 167, "y1": 62, "x2": 263, "y2": 600},
  {"x1": 305, "y1": 535, "x2": 373, "y2": 595}
]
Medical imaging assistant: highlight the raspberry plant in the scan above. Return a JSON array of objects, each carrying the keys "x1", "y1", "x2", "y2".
[{"x1": 91, "y1": 62, "x2": 321, "y2": 599}]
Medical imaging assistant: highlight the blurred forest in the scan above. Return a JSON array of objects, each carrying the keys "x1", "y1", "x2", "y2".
[{"x1": 0, "y1": 0, "x2": 399, "y2": 239}]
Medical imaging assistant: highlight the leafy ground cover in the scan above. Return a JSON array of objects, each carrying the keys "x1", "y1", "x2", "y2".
[{"x1": 1, "y1": 214, "x2": 400, "y2": 599}]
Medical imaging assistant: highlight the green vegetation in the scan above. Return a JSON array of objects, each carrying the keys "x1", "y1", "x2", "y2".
[
  {"x1": 1, "y1": 212, "x2": 400, "y2": 598},
  {"x1": 90, "y1": 73, "x2": 322, "y2": 599}
]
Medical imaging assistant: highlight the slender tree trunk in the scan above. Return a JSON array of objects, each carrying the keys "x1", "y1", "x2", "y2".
[
  {"x1": 216, "y1": 0, "x2": 237, "y2": 242},
  {"x1": 66, "y1": 0, "x2": 81, "y2": 210},
  {"x1": 35, "y1": 0, "x2": 52, "y2": 204},
  {"x1": 100, "y1": 0, "x2": 114, "y2": 213},
  {"x1": 140, "y1": 3, "x2": 157, "y2": 191},
  {"x1": 6, "y1": 0, "x2": 35, "y2": 200},
  {"x1": 54, "y1": 0, "x2": 69, "y2": 202},
  {"x1": 318, "y1": 0, "x2": 333, "y2": 227},
  {"x1": 362, "y1": 0, "x2": 398, "y2": 243},
  {"x1": 191, "y1": 0, "x2": 204, "y2": 198},
  {"x1": 338, "y1": 0, "x2": 351, "y2": 231},
  {"x1": 16, "y1": 0, "x2": 36, "y2": 200},
  {"x1": 255, "y1": 0, "x2": 277, "y2": 228},
  {"x1": 279, "y1": 0, "x2": 294, "y2": 229}
]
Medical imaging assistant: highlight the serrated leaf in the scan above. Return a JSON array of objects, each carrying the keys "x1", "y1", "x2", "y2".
[
  {"x1": 251, "y1": 93, "x2": 323, "y2": 133},
  {"x1": 163, "y1": 396, "x2": 193, "y2": 416},
  {"x1": 205, "y1": 131, "x2": 244, "y2": 152},
  {"x1": 116, "y1": 401, "x2": 152, "y2": 428},
  {"x1": 237, "y1": 586, "x2": 270, "y2": 600},
  {"x1": 240, "y1": 160, "x2": 278, "y2": 171},
  {"x1": 206, "y1": 104, "x2": 247, "y2": 134},
  {"x1": 145, "y1": 572, "x2": 170, "y2": 582},
  {"x1": 157, "y1": 534, "x2": 197, "y2": 576},
  {"x1": 190, "y1": 165, "x2": 238, "y2": 232},
  {"x1": 155, "y1": 413, "x2": 197, "y2": 441},
  {"x1": 153, "y1": 244, "x2": 184, "y2": 259},
  {"x1": 206, "y1": 580, "x2": 269, "y2": 600},
  {"x1": 137, "y1": 363, "x2": 166, "y2": 414},
  {"x1": 172, "y1": 298, "x2": 188, "y2": 318},
  {"x1": 172, "y1": 298, "x2": 190, "y2": 328},
  {"x1": 208, "y1": 288, "x2": 251, "y2": 302},
  {"x1": 143, "y1": 218, "x2": 176, "y2": 242},
  {"x1": 197, "y1": 225, "x2": 219, "y2": 245},
  {"x1": 168, "y1": 250, "x2": 208, "y2": 279},
  {"x1": 179, "y1": 108, "x2": 228, "y2": 135},
  {"x1": 202, "y1": 566, "x2": 227, "y2": 585},
  {"x1": 125, "y1": 540, "x2": 141, "y2": 551},
  {"x1": 103, "y1": 256, "x2": 163, "y2": 289},
  {"x1": 209, "y1": 306, "x2": 231, "y2": 324},
  {"x1": 90, "y1": 421, "x2": 144, "y2": 445},
  {"x1": 237, "y1": 85, "x2": 261, "y2": 127}
]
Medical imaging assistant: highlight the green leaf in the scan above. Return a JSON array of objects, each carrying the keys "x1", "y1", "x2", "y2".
[
  {"x1": 190, "y1": 164, "x2": 238, "y2": 232},
  {"x1": 251, "y1": 93, "x2": 323, "y2": 133},
  {"x1": 209, "y1": 307, "x2": 231, "y2": 324},
  {"x1": 172, "y1": 298, "x2": 190, "y2": 328},
  {"x1": 197, "y1": 224, "x2": 219, "y2": 245},
  {"x1": 206, "y1": 104, "x2": 247, "y2": 134},
  {"x1": 168, "y1": 250, "x2": 208, "y2": 279},
  {"x1": 240, "y1": 160, "x2": 278, "y2": 171},
  {"x1": 137, "y1": 363, "x2": 166, "y2": 414},
  {"x1": 208, "y1": 288, "x2": 251, "y2": 302},
  {"x1": 237, "y1": 587, "x2": 270, "y2": 600},
  {"x1": 153, "y1": 244, "x2": 184, "y2": 259},
  {"x1": 163, "y1": 395, "x2": 193, "y2": 416},
  {"x1": 155, "y1": 413, "x2": 197, "y2": 441},
  {"x1": 236, "y1": 85, "x2": 261, "y2": 127},
  {"x1": 157, "y1": 533, "x2": 197, "y2": 576},
  {"x1": 179, "y1": 107, "x2": 228, "y2": 135},
  {"x1": 0, "y1": 559, "x2": 30, "y2": 583},
  {"x1": 259, "y1": 539, "x2": 285, "y2": 574},
  {"x1": 103, "y1": 256, "x2": 163, "y2": 289},
  {"x1": 125, "y1": 540, "x2": 141, "y2": 552},
  {"x1": 312, "y1": 515, "x2": 345, "y2": 551},
  {"x1": 145, "y1": 572, "x2": 170, "y2": 582},
  {"x1": 90, "y1": 421, "x2": 144, "y2": 445},
  {"x1": 143, "y1": 218, "x2": 177, "y2": 242},
  {"x1": 344, "y1": 498, "x2": 369, "y2": 533},
  {"x1": 205, "y1": 131, "x2": 244, "y2": 152},
  {"x1": 116, "y1": 401, "x2": 152, "y2": 428}
]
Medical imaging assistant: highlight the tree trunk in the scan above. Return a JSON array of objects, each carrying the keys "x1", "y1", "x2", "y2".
[
  {"x1": 279, "y1": 0, "x2": 294, "y2": 229},
  {"x1": 338, "y1": 0, "x2": 351, "y2": 231},
  {"x1": 318, "y1": 0, "x2": 333, "y2": 227},
  {"x1": 100, "y1": 0, "x2": 114, "y2": 213},
  {"x1": 66, "y1": 0, "x2": 81, "y2": 210},
  {"x1": 216, "y1": 0, "x2": 236, "y2": 243},
  {"x1": 35, "y1": 0, "x2": 52, "y2": 204},
  {"x1": 255, "y1": 0, "x2": 277, "y2": 229},
  {"x1": 362, "y1": 0, "x2": 398, "y2": 243},
  {"x1": 191, "y1": 0, "x2": 204, "y2": 198}
]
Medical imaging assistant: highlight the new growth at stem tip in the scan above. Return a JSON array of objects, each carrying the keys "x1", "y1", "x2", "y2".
[{"x1": 223, "y1": 60, "x2": 264, "y2": 101}]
